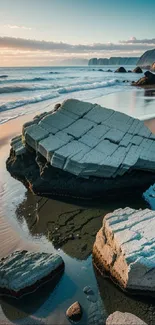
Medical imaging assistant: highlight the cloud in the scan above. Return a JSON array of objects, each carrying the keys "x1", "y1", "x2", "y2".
[
  {"x1": 120, "y1": 37, "x2": 155, "y2": 45},
  {"x1": 0, "y1": 36, "x2": 155, "y2": 54},
  {"x1": 4, "y1": 25, "x2": 32, "y2": 30}
]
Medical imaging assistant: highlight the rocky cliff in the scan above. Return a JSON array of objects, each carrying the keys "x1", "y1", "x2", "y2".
[
  {"x1": 88, "y1": 57, "x2": 139, "y2": 65},
  {"x1": 137, "y1": 49, "x2": 155, "y2": 67}
]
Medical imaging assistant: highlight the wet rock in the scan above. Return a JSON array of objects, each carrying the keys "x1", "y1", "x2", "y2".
[
  {"x1": 115, "y1": 67, "x2": 127, "y2": 73},
  {"x1": 98, "y1": 69, "x2": 104, "y2": 71},
  {"x1": 128, "y1": 70, "x2": 132, "y2": 73},
  {"x1": 132, "y1": 70, "x2": 155, "y2": 86},
  {"x1": 133, "y1": 66, "x2": 143, "y2": 73},
  {"x1": 107, "y1": 69, "x2": 112, "y2": 72},
  {"x1": 106, "y1": 311, "x2": 147, "y2": 325},
  {"x1": 0, "y1": 250, "x2": 64, "y2": 298},
  {"x1": 83, "y1": 285, "x2": 94, "y2": 295},
  {"x1": 54, "y1": 103, "x2": 61, "y2": 111},
  {"x1": 7, "y1": 99, "x2": 155, "y2": 201},
  {"x1": 66, "y1": 301, "x2": 82, "y2": 322},
  {"x1": 0, "y1": 75, "x2": 8, "y2": 78},
  {"x1": 93, "y1": 207, "x2": 155, "y2": 295}
]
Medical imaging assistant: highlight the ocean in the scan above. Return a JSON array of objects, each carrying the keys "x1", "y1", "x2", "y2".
[{"x1": 0, "y1": 65, "x2": 142, "y2": 124}]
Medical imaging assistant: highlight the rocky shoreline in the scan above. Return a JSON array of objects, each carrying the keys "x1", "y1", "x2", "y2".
[{"x1": 3, "y1": 97, "x2": 155, "y2": 324}]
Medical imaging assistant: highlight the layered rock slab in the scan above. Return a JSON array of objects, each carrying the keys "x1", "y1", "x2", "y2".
[
  {"x1": 7, "y1": 99, "x2": 155, "y2": 200},
  {"x1": 0, "y1": 250, "x2": 64, "y2": 298},
  {"x1": 13, "y1": 99, "x2": 155, "y2": 179},
  {"x1": 93, "y1": 207, "x2": 155, "y2": 295}
]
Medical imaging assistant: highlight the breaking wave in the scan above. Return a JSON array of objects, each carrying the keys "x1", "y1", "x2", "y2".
[{"x1": 0, "y1": 79, "x2": 122, "y2": 112}]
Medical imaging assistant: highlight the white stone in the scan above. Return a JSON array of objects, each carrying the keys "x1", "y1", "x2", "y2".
[
  {"x1": 0, "y1": 251, "x2": 64, "y2": 295},
  {"x1": 93, "y1": 207, "x2": 155, "y2": 293},
  {"x1": 106, "y1": 311, "x2": 147, "y2": 325}
]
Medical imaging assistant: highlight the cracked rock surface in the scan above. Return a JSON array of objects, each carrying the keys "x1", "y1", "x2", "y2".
[
  {"x1": 6, "y1": 99, "x2": 155, "y2": 200},
  {"x1": 93, "y1": 207, "x2": 155, "y2": 295},
  {"x1": 0, "y1": 250, "x2": 64, "y2": 297}
]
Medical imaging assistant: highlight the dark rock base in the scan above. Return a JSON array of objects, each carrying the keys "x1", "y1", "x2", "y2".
[
  {"x1": 6, "y1": 147, "x2": 155, "y2": 201},
  {"x1": 0, "y1": 262, "x2": 64, "y2": 299}
]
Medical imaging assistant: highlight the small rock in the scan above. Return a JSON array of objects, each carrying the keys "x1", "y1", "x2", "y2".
[
  {"x1": 83, "y1": 286, "x2": 94, "y2": 295},
  {"x1": 133, "y1": 66, "x2": 143, "y2": 73},
  {"x1": 66, "y1": 301, "x2": 82, "y2": 322},
  {"x1": 115, "y1": 67, "x2": 127, "y2": 73}
]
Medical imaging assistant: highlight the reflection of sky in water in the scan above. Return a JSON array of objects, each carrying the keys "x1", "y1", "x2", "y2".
[{"x1": 94, "y1": 89, "x2": 155, "y2": 120}]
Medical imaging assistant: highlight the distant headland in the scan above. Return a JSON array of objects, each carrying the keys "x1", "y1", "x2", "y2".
[{"x1": 88, "y1": 57, "x2": 139, "y2": 65}]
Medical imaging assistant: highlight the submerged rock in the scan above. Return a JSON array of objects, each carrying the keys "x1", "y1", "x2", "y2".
[
  {"x1": 6, "y1": 99, "x2": 155, "y2": 200},
  {"x1": 0, "y1": 250, "x2": 64, "y2": 298},
  {"x1": 115, "y1": 67, "x2": 127, "y2": 73},
  {"x1": 132, "y1": 70, "x2": 155, "y2": 86},
  {"x1": 66, "y1": 301, "x2": 82, "y2": 322},
  {"x1": 0, "y1": 75, "x2": 8, "y2": 78},
  {"x1": 93, "y1": 207, "x2": 155, "y2": 295},
  {"x1": 106, "y1": 311, "x2": 147, "y2": 325}
]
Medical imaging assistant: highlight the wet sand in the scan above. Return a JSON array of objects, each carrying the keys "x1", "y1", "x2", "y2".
[{"x1": 1, "y1": 92, "x2": 155, "y2": 324}]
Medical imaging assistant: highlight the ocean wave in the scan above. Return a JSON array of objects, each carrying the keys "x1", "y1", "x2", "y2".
[
  {"x1": 0, "y1": 77, "x2": 61, "y2": 84},
  {"x1": 0, "y1": 79, "x2": 122, "y2": 113},
  {"x1": 0, "y1": 84, "x2": 54, "y2": 94},
  {"x1": 58, "y1": 79, "x2": 120, "y2": 94},
  {"x1": 0, "y1": 92, "x2": 59, "y2": 112}
]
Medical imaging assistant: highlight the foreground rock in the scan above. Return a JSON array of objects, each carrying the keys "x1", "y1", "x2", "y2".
[
  {"x1": 106, "y1": 311, "x2": 147, "y2": 325},
  {"x1": 0, "y1": 250, "x2": 64, "y2": 298},
  {"x1": 132, "y1": 70, "x2": 155, "y2": 86},
  {"x1": 6, "y1": 99, "x2": 155, "y2": 200},
  {"x1": 93, "y1": 207, "x2": 155, "y2": 295},
  {"x1": 115, "y1": 67, "x2": 127, "y2": 73},
  {"x1": 66, "y1": 301, "x2": 82, "y2": 322}
]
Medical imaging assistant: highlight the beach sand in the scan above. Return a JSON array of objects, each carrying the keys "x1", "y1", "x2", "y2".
[{"x1": 1, "y1": 91, "x2": 155, "y2": 324}]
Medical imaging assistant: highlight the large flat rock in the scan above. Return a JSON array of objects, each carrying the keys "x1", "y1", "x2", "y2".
[
  {"x1": 0, "y1": 250, "x2": 64, "y2": 297},
  {"x1": 20, "y1": 99, "x2": 155, "y2": 179},
  {"x1": 93, "y1": 207, "x2": 155, "y2": 295}
]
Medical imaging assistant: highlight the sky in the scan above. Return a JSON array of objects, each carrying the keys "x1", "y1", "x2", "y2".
[{"x1": 0, "y1": 0, "x2": 155, "y2": 66}]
